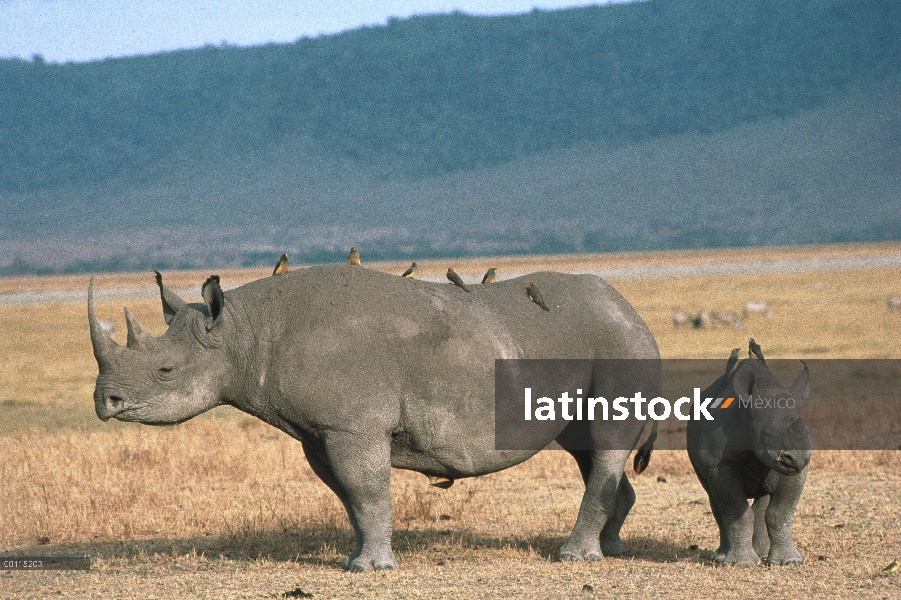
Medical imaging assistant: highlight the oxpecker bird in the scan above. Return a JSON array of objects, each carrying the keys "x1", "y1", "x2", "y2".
[
  {"x1": 401, "y1": 262, "x2": 418, "y2": 278},
  {"x1": 749, "y1": 338, "x2": 766, "y2": 365},
  {"x1": 348, "y1": 247, "x2": 361, "y2": 266},
  {"x1": 726, "y1": 347, "x2": 740, "y2": 376},
  {"x1": 527, "y1": 282, "x2": 550, "y2": 311},
  {"x1": 446, "y1": 268, "x2": 472, "y2": 292},
  {"x1": 481, "y1": 267, "x2": 497, "y2": 284},
  {"x1": 272, "y1": 253, "x2": 289, "y2": 275}
]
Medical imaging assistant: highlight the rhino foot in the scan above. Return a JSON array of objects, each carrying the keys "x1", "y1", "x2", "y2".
[
  {"x1": 342, "y1": 551, "x2": 397, "y2": 572},
  {"x1": 716, "y1": 547, "x2": 761, "y2": 567},
  {"x1": 558, "y1": 539, "x2": 602, "y2": 562},
  {"x1": 600, "y1": 536, "x2": 625, "y2": 556},
  {"x1": 558, "y1": 550, "x2": 602, "y2": 562},
  {"x1": 767, "y1": 545, "x2": 803, "y2": 566}
]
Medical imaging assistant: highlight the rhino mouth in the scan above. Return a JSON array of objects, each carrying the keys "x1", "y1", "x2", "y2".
[
  {"x1": 772, "y1": 450, "x2": 809, "y2": 475},
  {"x1": 98, "y1": 394, "x2": 191, "y2": 426}
]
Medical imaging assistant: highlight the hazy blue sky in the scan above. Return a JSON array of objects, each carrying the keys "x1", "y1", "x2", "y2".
[{"x1": 0, "y1": 0, "x2": 627, "y2": 63}]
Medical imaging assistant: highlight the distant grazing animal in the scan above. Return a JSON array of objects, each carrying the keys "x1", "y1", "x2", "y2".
[
  {"x1": 743, "y1": 301, "x2": 772, "y2": 318},
  {"x1": 693, "y1": 311, "x2": 710, "y2": 329},
  {"x1": 888, "y1": 296, "x2": 901, "y2": 311},
  {"x1": 273, "y1": 254, "x2": 289, "y2": 276},
  {"x1": 527, "y1": 282, "x2": 551, "y2": 311},
  {"x1": 88, "y1": 266, "x2": 661, "y2": 571},
  {"x1": 400, "y1": 262, "x2": 418, "y2": 278},
  {"x1": 710, "y1": 311, "x2": 743, "y2": 330},
  {"x1": 688, "y1": 341, "x2": 811, "y2": 566},
  {"x1": 348, "y1": 247, "x2": 361, "y2": 266},
  {"x1": 672, "y1": 311, "x2": 693, "y2": 327},
  {"x1": 482, "y1": 267, "x2": 497, "y2": 284},
  {"x1": 446, "y1": 268, "x2": 472, "y2": 293}
]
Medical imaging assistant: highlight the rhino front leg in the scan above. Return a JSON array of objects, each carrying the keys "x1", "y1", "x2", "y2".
[
  {"x1": 559, "y1": 449, "x2": 631, "y2": 561},
  {"x1": 709, "y1": 501, "x2": 730, "y2": 562},
  {"x1": 311, "y1": 432, "x2": 397, "y2": 572},
  {"x1": 764, "y1": 470, "x2": 806, "y2": 566},
  {"x1": 706, "y1": 477, "x2": 760, "y2": 567},
  {"x1": 300, "y1": 441, "x2": 364, "y2": 565},
  {"x1": 752, "y1": 496, "x2": 771, "y2": 559}
]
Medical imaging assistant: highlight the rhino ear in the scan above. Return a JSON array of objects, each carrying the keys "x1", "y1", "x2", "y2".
[
  {"x1": 201, "y1": 275, "x2": 225, "y2": 331},
  {"x1": 730, "y1": 362, "x2": 757, "y2": 401},
  {"x1": 791, "y1": 361, "x2": 810, "y2": 400},
  {"x1": 155, "y1": 270, "x2": 186, "y2": 325}
]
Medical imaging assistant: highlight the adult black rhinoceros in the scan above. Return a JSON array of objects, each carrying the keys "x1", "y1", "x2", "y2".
[{"x1": 88, "y1": 264, "x2": 660, "y2": 571}]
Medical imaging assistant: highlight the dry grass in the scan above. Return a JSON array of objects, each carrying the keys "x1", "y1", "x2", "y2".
[{"x1": 2, "y1": 243, "x2": 901, "y2": 599}]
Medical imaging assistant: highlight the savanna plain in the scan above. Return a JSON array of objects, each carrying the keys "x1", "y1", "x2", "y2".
[{"x1": 1, "y1": 243, "x2": 900, "y2": 599}]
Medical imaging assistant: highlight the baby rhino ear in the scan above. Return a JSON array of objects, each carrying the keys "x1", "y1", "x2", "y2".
[
  {"x1": 201, "y1": 275, "x2": 225, "y2": 331},
  {"x1": 730, "y1": 363, "x2": 757, "y2": 401},
  {"x1": 791, "y1": 361, "x2": 810, "y2": 400}
]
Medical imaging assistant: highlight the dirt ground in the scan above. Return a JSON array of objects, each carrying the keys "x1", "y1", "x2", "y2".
[{"x1": 2, "y1": 242, "x2": 900, "y2": 599}]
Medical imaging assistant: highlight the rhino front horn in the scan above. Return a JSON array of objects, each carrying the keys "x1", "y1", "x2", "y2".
[
  {"x1": 124, "y1": 307, "x2": 154, "y2": 349},
  {"x1": 88, "y1": 276, "x2": 121, "y2": 365}
]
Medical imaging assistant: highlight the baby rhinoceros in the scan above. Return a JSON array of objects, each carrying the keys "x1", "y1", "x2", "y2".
[{"x1": 687, "y1": 344, "x2": 811, "y2": 567}]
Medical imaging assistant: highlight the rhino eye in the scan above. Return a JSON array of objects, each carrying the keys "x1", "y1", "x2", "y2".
[{"x1": 157, "y1": 366, "x2": 175, "y2": 377}]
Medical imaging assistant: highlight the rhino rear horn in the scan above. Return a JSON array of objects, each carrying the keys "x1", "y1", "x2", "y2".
[
  {"x1": 124, "y1": 307, "x2": 154, "y2": 349},
  {"x1": 88, "y1": 276, "x2": 121, "y2": 366},
  {"x1": 154, "y1": 270, "x2": 186, "y2": 325},
  {"x1": 201, "y1": 275, "x2": 225, "y2": 331}
]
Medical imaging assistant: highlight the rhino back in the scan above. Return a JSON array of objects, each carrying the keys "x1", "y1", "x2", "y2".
[
  {"x1": 227, "y1": 265, "x2": 655, "y2": 358},
  {"x1": 220, "y1": 265, "x2": 657, "y2": 474}
]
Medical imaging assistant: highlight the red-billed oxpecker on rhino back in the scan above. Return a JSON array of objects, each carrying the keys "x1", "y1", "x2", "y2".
[{"x1": 88, "y1": 264, "x2": 661, "y2": 572}]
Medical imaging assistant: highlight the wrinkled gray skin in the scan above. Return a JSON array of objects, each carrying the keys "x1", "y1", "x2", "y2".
[
  {"x1": 89, "y1": 265, "x2": 660, "y2": 571},
  {"x1": 687, "y1": 357, "x2": 811, "y2": 567}
]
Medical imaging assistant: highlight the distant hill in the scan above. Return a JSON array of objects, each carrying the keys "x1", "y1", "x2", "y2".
[{"x1": 0, "y1": 0, "x2": 899, "y2": 275}]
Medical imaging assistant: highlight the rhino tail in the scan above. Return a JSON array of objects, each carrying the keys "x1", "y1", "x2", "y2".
[{"x1": 632, "y1": 420, "x2": 659, "y2": 475}]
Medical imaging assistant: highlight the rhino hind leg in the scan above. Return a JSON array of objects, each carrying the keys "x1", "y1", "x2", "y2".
[
  {"x1": 563, "y1": 449, "x2": 634, "y2": 555},
  {"x1": 558, "y1": 448, "x2": 632, "y2": 561},
  {"x1": 303, "y1": 435, "x2": 397, "y2": 572},
  {"x1": 565, "y1": 448, "x2": 593, "y2": 484},
  {"x1": 751, "y1": 496, "x2": 771, "y2": 559},
  {"x1": 600, "y1": 474, "x2": 635, "y2": 556}
]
